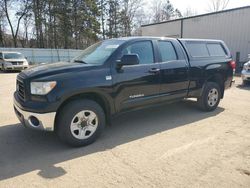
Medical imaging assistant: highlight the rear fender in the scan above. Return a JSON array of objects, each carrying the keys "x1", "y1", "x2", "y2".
[{"x1": 203, "y1": 67, "x2": 225, "y2": 99}]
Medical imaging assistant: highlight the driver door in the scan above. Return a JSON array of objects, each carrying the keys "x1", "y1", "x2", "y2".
[{"x1": 112, "y1": 40, "x2": 161, "y2": 112}]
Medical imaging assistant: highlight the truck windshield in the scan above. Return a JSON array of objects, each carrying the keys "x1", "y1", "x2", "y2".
[
  {"x1": 72, "y1": 40, "x2": 124, "y2": 65},
  {"x1": 4, "y1": 53, "x2": 24, "y2": 59}
]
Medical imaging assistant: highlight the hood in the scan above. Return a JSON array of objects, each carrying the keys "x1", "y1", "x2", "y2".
[{"x1": 22, "y1": 62, "x2": 95, "y2": 78}]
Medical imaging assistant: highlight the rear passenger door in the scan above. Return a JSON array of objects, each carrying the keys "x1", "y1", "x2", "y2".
[{"x1": 157, "y1": 40, "x2": 189, "y2": 100}]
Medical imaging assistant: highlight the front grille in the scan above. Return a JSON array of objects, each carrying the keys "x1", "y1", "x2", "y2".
[
  {"x1": 12, "y1": 62, "x2": 23, "y2": 65},
  {"x1": 17, "y1": 78, "x2": 25, "y2": 101}
]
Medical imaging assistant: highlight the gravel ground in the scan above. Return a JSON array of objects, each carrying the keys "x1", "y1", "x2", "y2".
[{"x1": 0, "y1": 72, "x2": 250, "y2": 188}]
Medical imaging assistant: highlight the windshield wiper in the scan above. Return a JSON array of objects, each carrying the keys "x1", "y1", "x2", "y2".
[{"x1": 73, "y1": 60, "x2": 88, "y2": 64}]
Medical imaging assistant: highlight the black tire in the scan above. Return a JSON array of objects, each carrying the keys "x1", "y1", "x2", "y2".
[
  {"x1": 56, "y1": 99, "x2": 105, "y2": 147},
  {"x1": 197, "y1": 82, "x2": 221, "y2": 112},
  {"x1": 1, "y1": 65, "x2": 6, "y2": 72},
  {"x1": 243, "y1": 80, "x2": 249, "y2": 86}
]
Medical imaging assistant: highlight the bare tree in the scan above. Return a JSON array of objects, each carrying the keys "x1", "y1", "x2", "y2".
[
  {"x1": 183, "y1": 7, "x2": 198, "y2": 17},
  {"x1": 19, "y1": 12, "x2": 32, "y2": 47},
  {"x1": 120, "y1": 0, "x2": 144, "y2": 36},
  {"x1": 3, "y1": 0, "x2": 31, "y2": 47},
  {"x1": 132, "y1": 8, "x2": 151, "y2": 36},
  {"x1": 151, "y1": 0, "x2": 182, "y2": 23},
  {"x1": 0, "y1": 5, "x2": 5, "y2": 47},
  {"x1": 208, "y1": 0, "x2": 230, "y2": 12},
  {"x1": 100, "y1": 0, "x2": 107, "y2": 40},
  {"x1": 152, "y1": 0, "x2": 163, "y2": 23}
]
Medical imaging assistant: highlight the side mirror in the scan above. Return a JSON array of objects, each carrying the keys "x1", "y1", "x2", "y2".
[{"x1": 117, "y1": 54, "x2": 140, "y2": 68}]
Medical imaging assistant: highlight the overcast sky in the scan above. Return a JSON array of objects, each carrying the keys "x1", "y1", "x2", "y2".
[{"x1": 147, "y1": 0, "x2": 250, "y2": 14}]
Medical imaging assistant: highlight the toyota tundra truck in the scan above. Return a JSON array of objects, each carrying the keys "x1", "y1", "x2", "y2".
[{"x1": 13, "y1": 37, "x2": 235, "y2": 146}]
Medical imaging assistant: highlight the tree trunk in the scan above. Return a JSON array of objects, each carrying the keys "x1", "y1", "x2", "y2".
[
  {"x1": 4, "y1": 0, "x2": 17, "y2": 47},
  {"x1": 101, "y1": 0, "x2": 105, "y2": 40},
  {"x1": 0, "y1": 24, "x2": 4, "y2": 47}
]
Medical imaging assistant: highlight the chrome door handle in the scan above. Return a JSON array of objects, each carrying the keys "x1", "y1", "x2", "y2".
[{"x1": 149, "y1": 68, "x2": 160, "y2": 73}]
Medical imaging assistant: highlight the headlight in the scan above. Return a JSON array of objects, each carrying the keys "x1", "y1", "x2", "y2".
[
  {"x1": 30, "y1": 81, "x2": 57, "y2": 95},
  {"x1": 23, "y1": 60, "x2": 29, "y2": 66}
]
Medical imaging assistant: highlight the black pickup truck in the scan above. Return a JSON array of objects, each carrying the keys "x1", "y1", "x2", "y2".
[{"x1": 14, "y1": 37, "x2": 235, "y2": 146}]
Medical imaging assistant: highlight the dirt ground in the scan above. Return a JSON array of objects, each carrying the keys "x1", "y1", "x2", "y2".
[{"x1": 0, "y1": 72, "x2": 250, "y2": 188}]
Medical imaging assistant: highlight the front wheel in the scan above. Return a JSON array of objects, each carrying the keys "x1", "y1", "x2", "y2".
[
  {"x1": 1, "y1": 65, "x2": 5, "y2": 72},
  {"x1": 198, "y1": 82, "x2": 221, "y2": 111},
  {"x1": 56, "y1": 99, "x2": 105, "y2": 147},
  {"x1": 243, "y1": 80, "x2": 249, "y2": 86}
]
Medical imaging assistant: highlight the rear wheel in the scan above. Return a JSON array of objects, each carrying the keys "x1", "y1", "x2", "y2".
[
  {"x1": 198, "y1": 82, "x2": 221, "y2": 111},
  {"x1": 56, "y1": 99, "x2": 105, "y2": 147}
]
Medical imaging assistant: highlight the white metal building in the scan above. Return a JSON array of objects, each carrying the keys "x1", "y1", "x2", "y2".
[{"x1": 141, "y1": 6, "x2": 250, "y2": 68}]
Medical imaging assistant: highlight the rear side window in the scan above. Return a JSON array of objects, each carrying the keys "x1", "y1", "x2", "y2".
[
  {"x1": 0, "y1": 53, "x2": 2, "y2": 59},
  {"x1": 186, "y1": 42, "x2": 227, "y2": 58},
  {"x1": 158, "y1": 41, "x2": 177, "y2": 61},
  {"x1": 207, "y1": 43, "x2": 226, "y2": 56},
  {"x1": 186, "y1": 43, "x2": 209, "y2": 57},
  {"x1": 122, "y1": 41, "x2": 154, "y2": 64}
]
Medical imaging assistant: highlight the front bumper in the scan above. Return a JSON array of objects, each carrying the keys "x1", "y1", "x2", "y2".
[
  {"x1": 241, "y1": 70, "x2": 250, "y2": 81},
  {"x1": 5, "y1": 65, "x2": 28, "y2": 70},
  {"x1": 14, "y1": 100, "x2": 56, "y2": 131}
]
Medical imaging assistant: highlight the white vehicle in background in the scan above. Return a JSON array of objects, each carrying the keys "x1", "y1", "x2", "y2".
[
  {"x1": 0, "y1": 51, "x2": 29, "y2": 72},
  {"x1": 242, "y1": 59, "x2": 250, "y2": 85}
]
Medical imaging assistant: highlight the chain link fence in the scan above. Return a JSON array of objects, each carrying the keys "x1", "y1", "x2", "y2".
[{"x1": 0, "y1": 48, "x2": 83, "y2": 65}]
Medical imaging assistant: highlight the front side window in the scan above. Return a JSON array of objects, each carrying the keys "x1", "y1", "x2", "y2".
[
  {"x1": 73, "y1": 39, "x2": 125, "y2": 65},
  {"x1": 3, "y1": 53, "x2": 24, "y2": 59},
  {"x1": 158, "y1": 41, "x2": 177, "y2": 61},
  {"x1": 121, "y1": 41, "x2": 154, "y2": 64}
]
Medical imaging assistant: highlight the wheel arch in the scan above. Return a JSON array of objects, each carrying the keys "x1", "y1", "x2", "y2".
[
  {"x1": 206, "y1": 73, "x2": 225, "y2": 98},
  {"x1": 55, "y1": 92, "x2": 112, "y2": 130}
]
